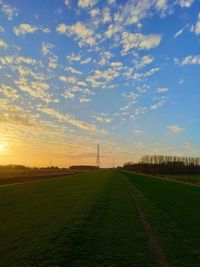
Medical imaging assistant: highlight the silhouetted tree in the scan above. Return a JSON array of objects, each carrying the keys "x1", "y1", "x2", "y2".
[{"x1": 122, "y1": 155, "x2": 200, "y2": 175}]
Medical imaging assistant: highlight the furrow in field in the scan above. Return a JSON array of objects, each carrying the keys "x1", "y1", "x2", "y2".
[
  {"x1": 122, "y1": 170, "x2": 200, "y2": 267},
  {"x1": 125, "y1": 176, "x2": 169, "y2": 267}
]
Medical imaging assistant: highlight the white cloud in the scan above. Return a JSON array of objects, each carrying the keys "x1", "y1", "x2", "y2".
[
  {"x1": 131, "y1": 67, "x2": 160, "y2": 81},
  {"x1": 0, "y1": 39, "x2": 8, "y2": 48},
  {"x1": 150, "y1": 99, "x2": 165, "y2": 110},
  {"x1": 48, "y1": 55, "x2": 58, "y2": 69},
  {"x1": 0, "y1": 2, "x2": 19, "y2": 20},
  {"x1": 191, "y1": 13, "x2": 200, "y2": 35},
  {"x1": 59, "y1": 75, "x2": 77, "y2": 84},
  {"x1": 178, "y1": 0, "x2": 194, "y2": 7},
  {"x1": 122, "y1": 0, "x2": 152, "y2": 25},
  {"x1": 167, "y1": 124, "x2": 184, "y2": 133},
  {"x1": 16, "y1": 65, "x2": 45, "y2": 81},
  {"x1": 134, "y1": 55, "x2": 154, "y2": 69},
  {"x1": 79, "y1": 97, "x2": 91, "y2": 103},
  {"x1": 102, "y1": 8, "x2": 112, "y2": 24},
  {"x1": 89, "y1": 67, "x2": 120, "y2": 84},
  {"x1": 39, "y1": 107, "x2": 97, "y2": 131},
  {"x1": 98, "y1": 51, "x2": 113, "y2": 66},
  {"x1": 16, "y1": 80, "x2": 55, "y2": 103},
  {"x1": 181, "y1": 55, "x2": 200, "y2": 65},
  {"x1": 78, "y1": 0, "x2": 97, "y2": 8},
  {"x1": 174, "y1": 27, "x2": 185, "y2": 38},
  {"x1": 14, "y1": 23, "x2": 38, "y2": 36},
  {"x1": 116, "y1": 0, "x2": 170, "y2": 28},
  {"x1": 41, "y1": 42, "x2": 54, "y2": 56},
  {"x1": 122, "y1": 32, "x2": 162, "y2": 53},
  {"x1": 110, "y1": 61, "x2": 123, "y2": 69},
  {"x1": 92, "y1": 114, "x2": 113, "y2": 123},
  {"x1": 90, "y1": 8, "x2": 100, "y2": 17},
  {"x1": 178, "y1": 79, "x2": 184, "y2": 84},
  {"x1": 155, "y1": 0, "x2": 167, "y2": 10},
  {"x1": 65, "y1": 66, "x2": 82, "y2": 75},
  {"x1": 67, "y1": 53, "x2": 82, "y2": 63},
  {"x1": 13, "y1": 24, "x2": 50, "y2": 36},
  {"x1": 0, "y1": 55, "x2": 38, "y2": 65},
  {"x1": 133, "y1": 129, "x2": 143, "y2": 135},
  {"x1": 156, "y1": 87, "x2": 169, "y2": 93},
  {"x1": 81, "y1": 57, "x2": 92, "y2": 64},
  {"x1": 64, "y1": 0, "x2": 71, "y2": 7},
  {"x1": 77, "y1": 81, "x2": 87, "y2": 87},
  {"x1": 57, "y1": 22, "x2": 96, "y2": 47},
  {"x1": 0, "y1": 84, "x2": 19, "y2": 99},
  {"x1": 62, "y1": 91, "x2": 75, "y2": 99},
  {"x1": 42, "y1": 27, "x2": 51, "y2": 33}
]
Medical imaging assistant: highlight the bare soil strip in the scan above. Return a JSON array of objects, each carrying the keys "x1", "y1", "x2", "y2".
[{"x1": 126, "y1": 177, "x2": 169, "y2": 267}]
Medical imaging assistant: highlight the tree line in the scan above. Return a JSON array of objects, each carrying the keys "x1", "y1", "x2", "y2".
[{"x1": 122, "y1": 155, "x2": 200, "y2": 175}]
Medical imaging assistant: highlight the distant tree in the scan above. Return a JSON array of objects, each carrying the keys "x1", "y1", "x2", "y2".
[{"x1": 123, "y1": 155, "x2": 200, "y2": 175}]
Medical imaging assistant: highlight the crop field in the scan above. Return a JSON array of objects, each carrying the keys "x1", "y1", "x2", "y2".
[{"x1": 0, "y1": 170, "x2": 200, "y2": 266}]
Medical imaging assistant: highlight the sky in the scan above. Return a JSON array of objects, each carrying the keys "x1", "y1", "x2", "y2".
[{"x1": 0, "y1": 0, "x2": 199, "y2": 167}]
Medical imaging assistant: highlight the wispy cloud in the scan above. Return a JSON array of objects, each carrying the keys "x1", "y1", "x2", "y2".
[
  {"x1": 39, "y1": 107, "x2": 97, "y2": 132},
  {"x1": 122, "y1": 32, "x2": 162, "y2": 54},
  {"x1": 178, "y1": 0, "x2": 194, "y2": 8},
  {"x1": 156, "y1": 87, "x2": 169, "y2": 93},
  {"x1": 78, "y1": 0, "x2": 97, "y2": 8},
  {"x1": 180, "y1": 55, "x2": 200, "y2": 65},
  {"x1": 191, "y1": 13, "x2": 200, "y2": 35},
  {"x1": 0, "y1": 1, "x2": 19, "y2": 20},
  {"x1": 14, "y1": 23, "x2": 50, "y2": 36},
  {"x1": 57, "y1": 22, "x2": 96, "y2": 47},
  {"x1": 0, "y1": 39, "x2": 8, "y2": 48},
  {"x1": 167, "y1": 125, "x2": 184, "y2": 133}
]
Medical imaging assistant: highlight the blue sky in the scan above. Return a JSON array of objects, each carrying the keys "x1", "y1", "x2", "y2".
[{"x1": 0, "y1": 0, "x2": 199, "y2": 167}]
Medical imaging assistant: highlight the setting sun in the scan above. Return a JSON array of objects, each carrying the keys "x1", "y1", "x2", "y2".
[{"x1": 0, "y1": 142, "x2": 7, "y2": 153}]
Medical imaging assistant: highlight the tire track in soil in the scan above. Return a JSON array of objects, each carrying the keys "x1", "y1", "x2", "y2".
[{"x1": 125, "y1": 177, "x2": 169, "y2": 267}]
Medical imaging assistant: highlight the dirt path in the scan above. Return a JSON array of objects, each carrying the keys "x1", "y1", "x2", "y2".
[{"x1": 126, "y1": 177, "x2": 169, "y2": 267}]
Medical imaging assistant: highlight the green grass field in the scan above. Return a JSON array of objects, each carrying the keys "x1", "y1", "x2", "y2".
[
  {"x1": 163, "y1": 174, "x2": 200, "y2": 184},
  {"x1": 123, "y1": 171, "x2": 200, "y2": 267},
  {"x1": 0, "y1": 170, "x2": 200, "y2": 266}
]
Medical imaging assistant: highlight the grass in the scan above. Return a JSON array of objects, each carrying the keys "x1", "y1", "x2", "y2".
[
  {"x1": 0, "y1": 170, "x2": 158, "y2": 267},
  {"x1": 1, "y1": 170, "x2": 200, "y2": 266},
  {"x1": 163, "y1": 174, "x2": 200, "y2": 184},
  {"x1": 0, "y1": 169, "x2": 81, "y2": 185},
  {"x1": 122, "y1": 171, "x2": 200, "y2": 267}
]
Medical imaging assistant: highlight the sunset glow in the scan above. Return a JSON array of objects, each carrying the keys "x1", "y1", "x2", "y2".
[
  {"x1": 0, "y1": 142, "x2": 7, "y2": 153},
  {"x1": 0, "y1": 0, "x2": 199, "y2": 167}
]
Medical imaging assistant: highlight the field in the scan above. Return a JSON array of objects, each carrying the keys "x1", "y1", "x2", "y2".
[
  {"x1": 0, "y1": 168, "x2": 83, "y2": 185},
  {"x1": 162, "y1": 174, "x2": 200, "y2": 185},
  {"x1": 0, "y1": 170, "x2": 200, "y2": 266}
]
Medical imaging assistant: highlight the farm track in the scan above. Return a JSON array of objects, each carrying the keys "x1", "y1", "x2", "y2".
[{"x1": 125, "y1": 177, "x2": 169, "y2": 267}]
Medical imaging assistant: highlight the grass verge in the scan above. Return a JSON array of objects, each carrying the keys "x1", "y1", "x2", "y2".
[{"x1": 122, "y1": 171, "x2": 200, "y2": 267}]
